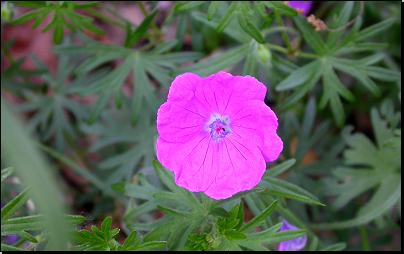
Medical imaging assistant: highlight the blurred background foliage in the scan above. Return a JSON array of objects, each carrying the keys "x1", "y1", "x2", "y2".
[{"x1": 1, "y1": 1, "x2": 401, "y2": 251}]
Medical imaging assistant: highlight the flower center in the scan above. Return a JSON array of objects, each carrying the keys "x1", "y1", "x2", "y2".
[{"x1": 209, "y1": 118, "x2": 229, "y2": 141}]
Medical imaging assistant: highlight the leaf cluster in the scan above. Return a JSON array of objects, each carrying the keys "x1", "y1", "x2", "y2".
[
  {"x1": 1, "y1": 167, "x2": 85, "y2": 251},
  {"x1": 314, "y1": 102, "x2": 401, "y2": 230},
  {"x1": 52, "y1": 35, "x2": 203, "y2": 125},
  {"x1": 276, "y1": 2, "x2": 400, "y2": 127},
  {"x1": 9, "y1": 1, "x2": 103, "y2": 44},
  {"x1": 174, "y1": 1, "x2": 298, "y2": 44},
  {"x1": 112, "y1": 160, "x2": 308, "y2": 251},
  {"x1": 70, "y1": 216, "x2": 166, "y2": 251}
]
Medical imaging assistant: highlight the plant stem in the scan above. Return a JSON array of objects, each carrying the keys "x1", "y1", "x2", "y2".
[
  {"x1": 267, "y1": 43, "x2": 318, "y2": 59},
  {"x1": 360, "y1": 225, "x2": 371, "y2": 251},
  {"x1": 85, "y1": 7, "x2": 126, "y2": 29},
  {"x1": 137, "y1": 1, "x2": 162, "y2": 42},
  {"x1": 274, "y1": 9, "x2": 292, "y2": 53},
  {"x1": 266, "y1": 43, "x2": 287, "y2": 54},
  {"x1": 295, "y1": 52, "x2": 319, "y2": 59},
  {"x1": 96, "y1": 2, "x2": 138, "y2": 28},
  {"x1": 87, "y1": 2, "x2": 155, "y2": 45}
]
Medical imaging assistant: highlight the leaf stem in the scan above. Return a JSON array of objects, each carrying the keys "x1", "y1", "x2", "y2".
[
  {"x1": 95, "y1": 2, "x2": 138, "y2": 28},
  {"x1": 85, "y1": 7, "x2": 126, "y2": 29},
  {"x1": 360, "y1": 225, "x2": 371, "y2": 251},
  {"x1": 137, "y1": 1, "x2": 162, "y2": 42},
  {"x1": 273, "y1": 9, "x2": 292, "y2": 53},
  {"x1": 266, "y1": 43, "x2": 318, "y2": 59},
  {"x1": 266, "y1": 43, "x2": 288, "y2": 54},
  {"x1": 295, "y1": 52, "x2": 319, "y2": 59}
]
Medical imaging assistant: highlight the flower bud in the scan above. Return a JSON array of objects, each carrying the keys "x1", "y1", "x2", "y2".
[{"x1": 257, "y1": 44, "x2": 272, "y2": 64}]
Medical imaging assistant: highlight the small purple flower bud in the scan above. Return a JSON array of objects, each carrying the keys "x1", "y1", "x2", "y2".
[
  {"x1": 279, "y1": 220, "x2": 307, "y2": 251},
  {"x1": 288, "y1": 1, "x2": 313, "y2": 16}
]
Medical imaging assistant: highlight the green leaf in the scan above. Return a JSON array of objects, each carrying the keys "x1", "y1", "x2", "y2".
[
  {"x1": 86, "y1": 55, "x2": 135, "y2": 124},
  {"x1": 247, "y1": 228, "x2": 307, "y2": 243},
  {"x1": 260, "y1": 177, "x2": 325, "y2": 206},
  {"x1": 101, "y1": 217, "x2": 112, "y2": 234},
  {"x1": 362, "y1": 66, "x2": 401, "y2": 82},
  {"x1": 9, "y1": 1, "x2": 47, "y2": 8},
  {"x1": 53, "y1": 24, "x2": 64, "y2": 44},
  {"x1": 309, "y1": 236, "x2": 319, "y2": 251},
  {"x1": 127, "y1": 10, "x2": 158, "y2": 47},
  {"x1": 122, "y1": 230, "x2": 137, "y2": 250},
  {"x1": 152, "y1": 160, "x2": 204, "y2": 214},
  {"x1": 239, "y1": 199, "x2": 278, "y2": 233},
  {"x1": 354, "y1": 18, "x2": 396, "y2": 42},
  {"x1": 207, "y1": 1, "x2": 220, "y2": 21},
  {"x1": 2, "y1": 214, "x2": 84, "y2": 232},
  {"x1": 357, "y1": 174, "x2": 401, "y2": 218},
  {"x1": 191, "y1": 11, "x2": 250, "y2": 43},
  {"x1": 128, "y1": 241, "x2": 167, "y2": 251},
  {"x1": 276, "y1": 60, "x2": 321, "y2": 91},
  {"x1": 158, "y1": 205, "x2": 193, "y2": 218},
  {"x1": 77, "y1": 19, "x2": 104, "y2": 35},
  {"x1": 333, "y1": 43, "x2": 389, "y2": 56},
  {"x1": 175, "y1": 1, "x2": 205, "y2": 12},
  {"x1": 293, "y1": 16, "x2": 327, "y2": 56},
  {"x1": 209, "y1": 208, "x2": 230, "y2": 218},
  {"x1": 173, "y1": 44, "x2": 249, "y2": 77},
  {"x1": 311, "y1": 106, "x2": 401, "y2": 230},
  {"x1": 326, "y1": 1, "x2": 354, "y2": 48},
  {"x1": 8, "y1": 9, "x2": 45, "y2": 25},
  {"x1": 329, "y1": 58, "x2": 381, "y2": 96},
  {"x1": 216, "y1": 1, "x2": 239, "y2": 33},
  {"x1": 1, "y1": 187, "x2": 31, "y2": 221},
  {"x1": 210, "y1": 187, "x2": 265, "y2": 210},
  {"x1": 1, "y1": 243, "x2": 30, "y2": 251},
  {"x1": 320, "y1": 63, "x2": 355, "y2": 127},
  {"x1": 37, "y1": 142, "x2": 118, "y2": 199},
  {"x1": 255, "y1": 1, "x2": 271, "y2": 22},
  {"x1": 265, "y1": 159, "x2": 296, "y2": 177},
  {"x1": 8, "y1": 2, "x2": 104, "y2": 45},
  {"x1": 319, "y1": 242, "x2": 347, "y2": 251},
  {"x1": 1, "y1": 167, "x2": 14, "y2": 183},
  {"x1": 2, "y1": 230, "x2": 38, "y2": 243},
  {"x1": 225, "y1": 230, "x2": 246, "y2": 240},
  {"x1": 266, "y1": 1, "x2": 298, "y2": 17},
  {"x1": 144, "y1": 217, "x2": 189, "y2": 242},
  {"x1": 236, "y1": 12, "x2": 265, "y2": 44}
]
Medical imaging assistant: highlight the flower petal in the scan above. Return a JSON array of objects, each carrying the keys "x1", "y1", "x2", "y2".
[
  {"x1": 231, "y1": 100, "x2": 283, "y2": 162},
  {"x1": 194, "y1": 72, "x2": 267, "y2": 117},
  {"x1": 157, "y1": 73, "x2": 210, "y2": 142},
  {"x1": 157, "y1": 101, "x2": 208, "y2": 142},
  {"x1": 167, "y1": 72, "x2": 201, "y2": 101},
  {"x1": 279, "y1": 220, "x2": 307, "y2": 251},
  {"x1": 203, "y1": 134, "x2": 267, "y2": 199},
  {"x1": 156, "y1": 132, "x2": 215, "y2": 192}
]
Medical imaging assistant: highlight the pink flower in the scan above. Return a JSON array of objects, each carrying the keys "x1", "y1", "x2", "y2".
[
  {"x1": 288, "y1": 1, "x2": 313, "y2": 16},
  {"x1": 279, "y1": 220, "x2": 307, "y2": 251},
  {"x1": 156, "y1": 72, "x2": 283, "y2": 200}
]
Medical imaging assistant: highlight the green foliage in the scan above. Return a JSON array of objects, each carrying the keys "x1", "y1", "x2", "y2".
[
  {"x1": 1, "y1": 167, "x2": 85, "y2": 250},
  {"x1": 1, "y1": 0, "x2": 401, "y2": 251},
  {"x1": 14, "y1": 53, "x2": 94, "y2": 151},
  {"x1": 276, "y1": 3, "x2": 400, "y2": 127},
  {"x1": 52, "y1": 35, "x2": 203, "y2": 124},
  {"x1": 111, "y1": 160, "x2": 309, "y2": 251},
  {"x1": 174, "y1": 1, "x2": 296, "y2": 44},
  {"x1": 8, "y1": 1, "x2": 103, "y2": 44},
  {"x1": 313, "y1": 103, "x2": 401, "y2": 229},
  {"x1": 71, "y1": 217, "x2": 166, "y2": 251}
]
